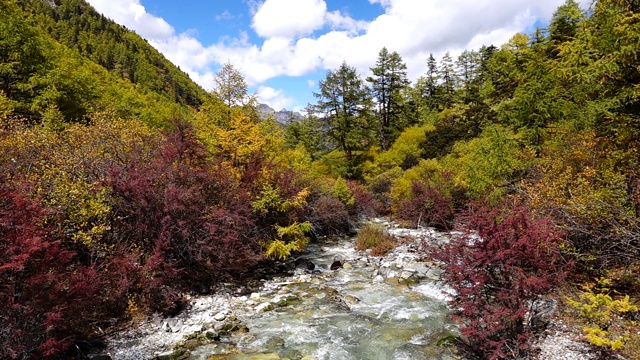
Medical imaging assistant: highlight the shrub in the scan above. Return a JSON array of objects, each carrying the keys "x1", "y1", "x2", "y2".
[
  {"x1": 306, "y1": 194, "x2": 351, "y2": 236},
  {"x1": 356, "y1": 222, "x2": 396, "y2": 256},
  {"x1": 431, "y1": 202, "x2": 568, "y2": 359},
  {"x1": 395, "y1": 179, "x2": 455, "y2": 230},
  {"x1": 567, "y1": 282, "x2": 638, "y2": 354},
  {"x1": 105, "y1": 120, "x2": 262, "y2": 287},
  {"x1": 0, "y1": 181, "x2": 106, "y2": 359}
]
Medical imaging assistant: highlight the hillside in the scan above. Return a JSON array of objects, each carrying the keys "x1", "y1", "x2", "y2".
[
  {"x1": 18, "y1": 0, "x2": 208, "y2": 108},
  {"x1": 1, "y1": 0, "x2": 208, "y2": 127}
]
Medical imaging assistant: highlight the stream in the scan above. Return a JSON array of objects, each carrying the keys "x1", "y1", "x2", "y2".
[{"x1": 105, "y1": 224, "x2": 459, "y2": 360}]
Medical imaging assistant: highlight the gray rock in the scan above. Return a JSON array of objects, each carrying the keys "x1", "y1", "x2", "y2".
[
  {"x1": 213, "y1": 312, "x2": 226, "y2": 321},
  {"x1": 255, "y1": 302, "x2": 274, "y2": 312}
]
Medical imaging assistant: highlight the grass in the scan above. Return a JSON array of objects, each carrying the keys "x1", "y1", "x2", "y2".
[{"x1": 355, "y1": 222, "x2": 396, "y2": 256}]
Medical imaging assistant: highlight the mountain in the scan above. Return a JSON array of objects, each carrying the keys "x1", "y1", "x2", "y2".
[
  {"x1": 1, "y1": 0, "x2": 211, "y2": 127},
  {"x1": 17, "y1": 0, "x2": 208, "y2": 108},
  {"x1": 257, "y1": 103, "x2": 302, "y2": 124}
]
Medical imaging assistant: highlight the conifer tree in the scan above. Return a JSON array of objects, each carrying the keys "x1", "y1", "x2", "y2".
[{"x1": 367, "y1": 47, "x2": 410, "y2": 150}]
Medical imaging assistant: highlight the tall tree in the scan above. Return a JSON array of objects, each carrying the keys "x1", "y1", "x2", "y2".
[
  {"x1": 212, "y1": 62, "x2": 251, "y2": 124},
  {"x1": 314, "y1": 62, "x2": 373, "y2": 175},
  {"x1": 549, "y1": 0, "x2": 585, "y2": 45},
  {"x1": 367, "y1": 47, "x2": 410, "y2": 150},
  {"x1": 456, "y1": 50, "x2": 481, "y2": 104},
  {"x1": 438, "y1": 52, "x2": 457, "y2": 108}
]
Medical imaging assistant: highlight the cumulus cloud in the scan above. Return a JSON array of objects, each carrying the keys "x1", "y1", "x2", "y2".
[
  {"x1": 256, "y1": 86, "x2": 294, "y2": 110},
  {"x1": 251, "y1": 0, "x2": 327, "y2": 38},
  {"x1": 88, "y1": 0, "x2": 173, "y2": 40},
  {"x1": 87, "y1": 0, "x2": 593, "y2": 108}
]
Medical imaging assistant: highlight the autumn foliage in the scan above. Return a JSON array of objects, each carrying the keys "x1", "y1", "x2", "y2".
[{"x1": 431, "y1": 202, "x2": 569, "y2": 359}]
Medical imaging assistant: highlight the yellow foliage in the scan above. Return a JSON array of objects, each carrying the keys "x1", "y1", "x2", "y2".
[
  {"x1": 568, "y1": 285, "x2": 638, "y2": 351},
  {"x1": 331, "y1": 177, "x2": 355, "y2": 206},
  {"x1": 264, "y1": 221, "x2": 312, "y2": 259},
  {"x1": 389, "y1": 159, "x2": 443, "y2": 202}
]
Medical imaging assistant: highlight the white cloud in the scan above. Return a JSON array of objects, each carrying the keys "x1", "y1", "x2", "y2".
[
  {"x1": 256, "y1": 86, "x2": 294, "y2": 110},
  {"x1": 326, "y1": 11, "x2": 369, "y2": 33},
  {"x1": 87, "y1": 0, "x2": 594, "y2": 109},
  {"x1": 88, "y1": 0, "x2": 173, "y2": 40},
  {"x1": 251, "y1": 0, "x2": 327, "y2": 38},
  {"x1": 216, "y1": 10, "x2": 234, "y2": 21}
]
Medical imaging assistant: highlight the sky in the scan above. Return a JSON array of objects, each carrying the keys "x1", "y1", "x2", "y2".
[{"x1": 85, "y1": 0, "x2": 591, "y2": 112}]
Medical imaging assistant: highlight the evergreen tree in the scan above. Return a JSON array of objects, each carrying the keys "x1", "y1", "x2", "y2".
[
  {"x1": 314, "y1": 62, "x2": 373, "y2": 176},
  {"x1": 366, "y1": 47, "x2": 410, "y2": 150},
  {"x1": 438, "y1": 52, "x2": 457, "y2": 108}
]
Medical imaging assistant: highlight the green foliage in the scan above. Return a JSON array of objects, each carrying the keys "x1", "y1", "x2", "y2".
[
  {"x1": 443, "y1": 125, "x2": 533, "y2": 199},
  {"x1": 367, "y1": 124, "x2": 434, "y2": 175}
]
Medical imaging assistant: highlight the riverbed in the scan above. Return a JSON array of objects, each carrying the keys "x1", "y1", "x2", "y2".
[{"x1": 105, "y1": 224, "x2": 460, "y2": 360}]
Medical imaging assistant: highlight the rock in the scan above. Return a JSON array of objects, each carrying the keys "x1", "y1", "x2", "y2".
[
  {"x1": 342, "y1": 263, "x2": 353, "y2": 269},
  {"x1": 237, "y1": 296, "x2": 248, "y2": 302},
  {"x1": 250, "y1": 292, "x2": 261, "y2": 300},
  {"x1": 88, "y1": 355, "x2": 111, "y2": 360},
  {"x1": 295, "y1": 258, "x2": 316, "y2": 271},
  {"x1": 180, "y1": 324, "x2": 203, "y2": 334},
  {"x1": 246, "y1": 300, "x2": 256, "y2": 306},
  {"x1": 373, "y1": 275, "x2": 384, "y2": 283},
  {"x1": 330, "y1": 260, "x2": 343, "y2": 270},
  {"x1": 271, "y1": 294, "x2": 298, "y2": 307},
  {"x1": 315, "y1": 292, "x2": 327, "y2": 299},
  {"x1": 401, "y1": 270, "x2": 415, "y2": 279},
  {"x1": 213, "y1": 312, "x2": 226, "y2": 321},
  {"x1": 255, "y1": 302, "x2": 274, "y2": 312}
]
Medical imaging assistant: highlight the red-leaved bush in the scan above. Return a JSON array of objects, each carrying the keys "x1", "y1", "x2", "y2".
[
  {"x1": 396, "y1": 180, "x2": 455, "y2": 230},
  {"x1": 105, "y1": 120, "x2": 263, "y2": 293},
  {"x1": 431, "y1": 201, "x2": 569, "y2": 359},
  {"x1": 0, "y1": 181, "x2": 104, "y2": 359}
]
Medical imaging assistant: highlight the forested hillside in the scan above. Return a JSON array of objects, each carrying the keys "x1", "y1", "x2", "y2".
[{"x1": 1, "y1": 0, "x2": 640, "y2": 359}]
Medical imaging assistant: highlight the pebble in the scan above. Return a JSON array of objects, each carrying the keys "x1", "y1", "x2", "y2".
[{"x1": 213, "y1": 312, "x2": 226, "y2": 321}]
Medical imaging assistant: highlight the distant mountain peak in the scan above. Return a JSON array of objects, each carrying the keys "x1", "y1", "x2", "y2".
[{"x1": 257, "y1": 103, "x2": 302, "y2": 124}]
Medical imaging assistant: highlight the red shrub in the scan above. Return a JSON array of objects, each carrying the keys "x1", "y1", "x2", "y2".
[
  {"x1": 306, "y1": 194, "x2": 351, "y2": 236},
  {"x1": 430, "y1": 202, "x2": 569, "y2": 359},
  {"x1": 396, "y1": 180, "x2": 455, "y2": 230},
  {"x1": 105, "y1": 120, "x2": 263, "y2": 289},
  {"x1": 348, "y1": 180, "x2": 381, "y2": 218},
  {"x1": 0, "y1": 182, "x2": 103, "y2": 359}
]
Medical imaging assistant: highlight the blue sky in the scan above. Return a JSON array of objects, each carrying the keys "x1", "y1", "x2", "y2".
[{"x1": 86, "y1": 0, "x2": 591, "y2": 112}]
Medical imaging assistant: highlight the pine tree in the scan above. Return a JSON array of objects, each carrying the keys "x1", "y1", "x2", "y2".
[
  {"x1": 367, "y1": 47, "x2": 410, "y2": 150},
  {"x1": 314, "y1": 62, "x2": 373, "y2": 176}
]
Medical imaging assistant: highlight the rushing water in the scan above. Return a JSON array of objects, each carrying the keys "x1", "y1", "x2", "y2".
[{"x1": 187, "y1": 230, "x2": 458, "y2": 360}]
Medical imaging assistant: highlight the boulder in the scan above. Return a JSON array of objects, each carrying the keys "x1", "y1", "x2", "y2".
[
  {"x1": 330, "y1": 260, "x2": 343, "y2": 270},
  {"x1": 295, "y1": 258, "x2": 316, "y2": 271}
]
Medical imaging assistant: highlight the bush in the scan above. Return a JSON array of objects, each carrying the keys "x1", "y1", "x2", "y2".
[
  {"x1": 356, "y1": 222, "x2": 396, "y2": 256},
  {"x1": 430, "y1": 202, "x2": 569, "y2": 359},
  {"x1": 567, "y1": 281, "x2": 639, "y2": 355},
  {"x1": 306, "y1": 194, "x2": 351, "y2": 236},
  {"x1": 0, "y1": 181, "x2": 109, "y2": 359},
  {"x1": 395, "y1": 179, "x2": 456, "y2": 230}
]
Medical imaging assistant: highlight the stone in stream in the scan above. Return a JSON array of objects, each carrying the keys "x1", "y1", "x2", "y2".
[
  {"x1": 255, "y1": 302, "x2": 274, "y2": 312},
  {"x1": 295, "y1": 258, "x2": 316, "y2": 271},
  {"x1": 330, "y1": 260, "x2": 343, "y2": 270}
]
